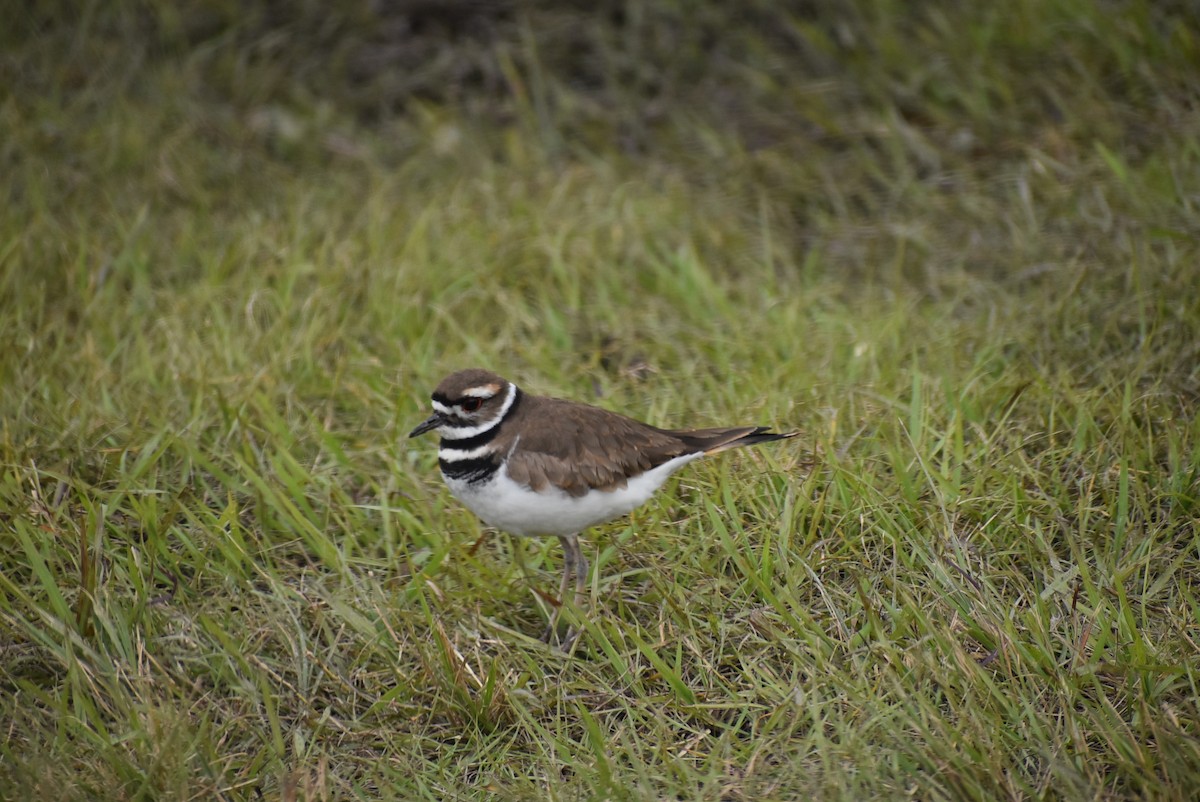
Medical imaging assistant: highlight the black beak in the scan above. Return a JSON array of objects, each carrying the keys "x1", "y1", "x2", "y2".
[{"x1": 408, "y1": 412, "x2": 446, "y2": 438}]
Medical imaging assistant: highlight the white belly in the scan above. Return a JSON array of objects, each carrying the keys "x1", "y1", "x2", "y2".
[{"x1": 443, "y1": 452, "x2": 703, "y2": 536}]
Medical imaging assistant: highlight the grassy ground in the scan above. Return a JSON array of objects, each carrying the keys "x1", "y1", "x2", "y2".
[{"x1": 3, "y1": 1, "x2": 1199, "y2": 799}]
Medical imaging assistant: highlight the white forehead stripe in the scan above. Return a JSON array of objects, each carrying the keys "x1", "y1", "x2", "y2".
[
  {"x1": 438, "y1": 382, "x2": 518, "y2": 440},
  {"x1": 432, "y1": 400, "x2": 453, "y2": 415}
]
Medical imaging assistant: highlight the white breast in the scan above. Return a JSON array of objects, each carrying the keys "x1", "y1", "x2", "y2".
[{"x1": 443, "y1": 452, "x2": 704, "y2": 537}]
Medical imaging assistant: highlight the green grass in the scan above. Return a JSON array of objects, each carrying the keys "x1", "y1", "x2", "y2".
[{"x1": 2, "y1": 1, "x2": 1199, "y2": 799}]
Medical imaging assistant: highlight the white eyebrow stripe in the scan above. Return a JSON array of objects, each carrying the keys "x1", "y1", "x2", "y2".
[
  {"x1": 462, "y1": 385, "x2": 501, "y2": 398},
  {"x1": 436, "y1": 382, "x2": 518, "y2": 440},
  {"x1": 438, "y1": 444, "x2": 495, "y2": 461}
]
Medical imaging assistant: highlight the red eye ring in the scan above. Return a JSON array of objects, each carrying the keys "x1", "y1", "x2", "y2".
[{"x1": 461, "y1": 397, "x2": 483, "y2": 412}]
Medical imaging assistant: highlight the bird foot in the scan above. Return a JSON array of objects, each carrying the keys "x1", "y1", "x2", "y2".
[{"x1": 540, "y1": 622, "x2": 581, "y2": 651}]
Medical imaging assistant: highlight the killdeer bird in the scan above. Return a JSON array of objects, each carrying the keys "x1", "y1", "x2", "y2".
[{"x1": 409, "y1": 368, "x2": 798, "y2": 640}]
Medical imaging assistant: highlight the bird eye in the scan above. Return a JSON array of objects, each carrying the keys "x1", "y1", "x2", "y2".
[{"x1": 461, "y1": 397, "x2": 483, "y2": 412}]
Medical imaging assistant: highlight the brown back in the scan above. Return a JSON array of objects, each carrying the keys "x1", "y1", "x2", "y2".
[{"x1": 499, "y1": 394, "x2": 788, "y2": 496}]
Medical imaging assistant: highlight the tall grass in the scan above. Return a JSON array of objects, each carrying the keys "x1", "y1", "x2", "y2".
[{"x1": 2, "y1": 1, "x2": 1198, "y2": 799}]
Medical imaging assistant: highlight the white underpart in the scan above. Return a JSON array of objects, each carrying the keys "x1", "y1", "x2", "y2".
[
  {"x1": 436, "y1": 382, "x2": 517, "y2": 440},
  {"x1": 442, "y1": 451, "x2": 706, "y2": 537}
]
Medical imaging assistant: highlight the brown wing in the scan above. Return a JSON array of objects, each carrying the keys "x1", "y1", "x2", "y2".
[
  {"x1": 503, "y1": 397, "x2": 797, "y2": 497},
  {"x1": 503, "y1": 397, "x2": 697, "y2": 497}
]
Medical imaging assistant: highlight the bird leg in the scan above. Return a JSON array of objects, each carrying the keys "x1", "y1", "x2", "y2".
[
  {"x1": 557, "y1": 534, "x2": 577, "y2": 610},
  {"x1": 572, "y1": 541, "x2": 588, "y2": 610},
  {"x1": 542, "y1": 533, "x2": 584, "y2": 645},
  {"x1": 560, "y1": 538, "x2": 590, "y2": 650}
]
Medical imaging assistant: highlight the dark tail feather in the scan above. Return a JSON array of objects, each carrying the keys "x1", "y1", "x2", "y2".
[{"x1": 674, "y1": 426, "x2": 800, "y2": 455}]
